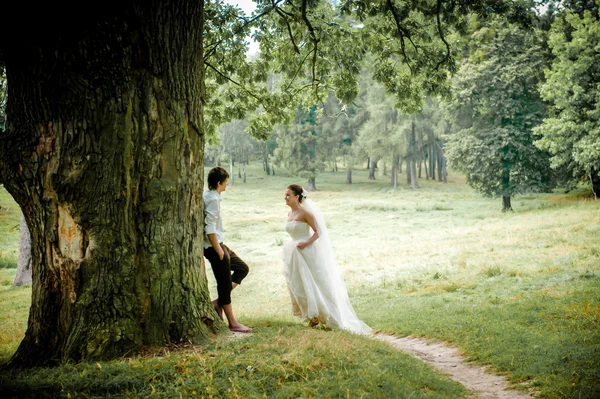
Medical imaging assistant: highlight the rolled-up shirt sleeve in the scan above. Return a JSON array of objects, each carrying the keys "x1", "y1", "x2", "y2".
[{"x1": 204, "y1": 197, "x2": 219, "y2": 236}]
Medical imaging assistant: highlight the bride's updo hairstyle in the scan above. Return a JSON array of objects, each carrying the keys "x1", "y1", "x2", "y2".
[{"x1": 288, "y1": 184, "x2": 307, "y2": 203}]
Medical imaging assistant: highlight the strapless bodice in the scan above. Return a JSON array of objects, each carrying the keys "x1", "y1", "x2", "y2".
[{"x1": 286, "y1": 221, "x2": 311, "y2": 240}]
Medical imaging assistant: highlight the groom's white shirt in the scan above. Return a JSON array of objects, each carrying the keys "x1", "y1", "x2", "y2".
[{"x1": 203, "y1": 189, "x2": 224, "y2": 249}]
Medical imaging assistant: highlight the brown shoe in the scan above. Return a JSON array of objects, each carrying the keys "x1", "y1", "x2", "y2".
[{"x1": 308, "y1": 317, "x2": 320, "y2": 328}]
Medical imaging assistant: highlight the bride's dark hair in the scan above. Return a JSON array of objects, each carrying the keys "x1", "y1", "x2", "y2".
[{"x1": 287, "y1": 184, "x2": 305, "y2": 203}]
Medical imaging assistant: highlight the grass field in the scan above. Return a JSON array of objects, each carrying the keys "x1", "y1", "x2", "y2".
[{"x1": 0, "y1": 163, "x2": 599, "y2": 398}]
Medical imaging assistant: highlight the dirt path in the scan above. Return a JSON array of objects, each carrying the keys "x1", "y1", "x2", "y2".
[{"x1": 374, "y1": 333, "x2": 533, "y2": 399}]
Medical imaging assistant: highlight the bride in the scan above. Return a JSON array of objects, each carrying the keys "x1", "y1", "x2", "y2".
[{"x1": 282, "y1": 184, "x2": 371, "y2": 335}]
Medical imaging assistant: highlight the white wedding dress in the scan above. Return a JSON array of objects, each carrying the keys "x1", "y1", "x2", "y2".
[{"x1": 282, "y1": 200, "x2": 371, "y2": 335}]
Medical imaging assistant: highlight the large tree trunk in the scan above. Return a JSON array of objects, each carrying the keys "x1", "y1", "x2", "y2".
[
  {"x1": 346, "y1": 167, "x2": 352, "y2": 184},
  {"x1": 307, "y1": 177, "x2": 318, "y2": 191},
  {"x1": 0, "y1": 0, "x2": 224, "y2": 368},
  {"x1": 14, "y1": 212, "x2": 32, "y2": 286}
]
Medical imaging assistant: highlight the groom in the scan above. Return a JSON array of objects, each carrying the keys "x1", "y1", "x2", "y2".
[{"x1": 203, "y1": 166, "x2": 252, "y2": 333}]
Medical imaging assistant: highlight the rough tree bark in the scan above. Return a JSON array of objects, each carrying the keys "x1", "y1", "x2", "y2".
[
  {"x1": 14, "y1": 212, "x2": 32, "y2": 286},
  {"x1": 0, "y1": 0, "x2": 225, "y2": 368}
]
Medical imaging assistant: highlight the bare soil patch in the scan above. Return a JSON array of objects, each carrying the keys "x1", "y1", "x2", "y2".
[{"x1": 374, "y1": 333, "x2": 534, "y2": 399}]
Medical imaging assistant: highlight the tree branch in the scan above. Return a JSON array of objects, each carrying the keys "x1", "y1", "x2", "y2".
[
  {"x1": 273, "y1": 0, "x2": 300, "y2": 54},
  {"x1": 205, "y1": 61, "x2": 262, "y2": 102},
  {"x1": 204, "y1": 1, "x2": 284, "y2": 62},
  {"x1": 435, "y1": 0, "x2": 452, "y2": 70},
  {"x1": 385, "y1": 0, "x2": 414, "y2": 75},
  {"x1": 284, "y1": 49, "x2": 315, "y2": 92},
  {"x1": 301, "y1": 0, "x2": 320, "y2": 94}
]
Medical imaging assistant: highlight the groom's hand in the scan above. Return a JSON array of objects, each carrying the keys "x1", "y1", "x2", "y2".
[{"x1": 217, "y1": 247, "x2": 225, "y2": 260}]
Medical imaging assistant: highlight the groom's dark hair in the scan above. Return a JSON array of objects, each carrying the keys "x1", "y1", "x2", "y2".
[{"x1": 208, "y1": 166, "x2": 229, "y2": 190}]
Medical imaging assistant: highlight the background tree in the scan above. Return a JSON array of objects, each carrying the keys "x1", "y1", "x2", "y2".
[
  {"x1": 354, "y1": 82, "x2": 407, "y2": 187},
  {"x1": 328, "y1": 99, "x2": 370, "y2": 184},
  {"x1": 214, "y1": 119, "x2": 257, "y2": 185},
  {"x1": 272, "y1": 105, "x2": 324, "y2": 191},
  {"x1": 445, "y1": 19, "x2": 554, "y2": 211},
  {"x1": 415, "y1": 97, "x2": 447, "y2": 182},
  {"x1": 534, "y1": 5, "x2": 600, "y2": 198},
  {"x1": 14, "y1": 213, "x2": 32, "y2": 286}
]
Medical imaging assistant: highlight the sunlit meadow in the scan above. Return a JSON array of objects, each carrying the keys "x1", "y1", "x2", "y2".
[{"x1": 0, "y1": 163, "x2": 598, "y2": 398}]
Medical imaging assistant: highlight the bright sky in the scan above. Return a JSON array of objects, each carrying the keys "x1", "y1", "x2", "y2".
[{"x1": 225, "y1": 0, "x2": 256, "y2": 15}]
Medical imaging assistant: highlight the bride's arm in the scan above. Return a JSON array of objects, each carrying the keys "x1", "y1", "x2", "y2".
[{"x1": 297, "y1": 211, "x2": 319, "y2": 250}]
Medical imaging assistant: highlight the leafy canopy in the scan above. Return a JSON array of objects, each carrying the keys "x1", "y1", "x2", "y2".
[{"x1": 534, "y1": 3, "x2": 600, "y2": 189}]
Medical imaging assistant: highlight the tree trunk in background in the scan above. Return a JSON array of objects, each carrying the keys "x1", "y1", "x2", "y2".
[
  {"x1": 501, "y1": 170, "x2": 512, "y2": 212},
  {"x1": 229, "y1": 159, "x2": 235, "y2": 186},
  {"x1": 368, "y1": 160, "x2": 377, "y2": 180},
  {"x1": 346, "y1": 168, "x2": 352, "y2": 184},
  {"x1": 417, "y1": 130, "x2": 424, "y2": 179},
  {"x1": 430, "y1": 142, "x2": 436, "y2": 181},
  {"x1": 243, "y1": 164, "x2": 247, "y2": 183},
  {"x1": 502, "y1": 196, "x2": 513, "y2": 212},
  {"x1": 424, "y1": 152, "x2": 429, "y2": 179},
  {"x1": 14, "y1": 212, "x2": 32, "y2": 286},
  {"x1": 409, "y1": 118, "x2": 418, "y2": 189},
  {"x1": 0, "y1": 0, "x2": 224, "y2": 368},
  {"x1": 398, "y1": 155, "x2": 402, "y2": 173},
  {"x1": 590, "y1": 170, "x2": 599, "y2": 200},
  {"x1": 367, "y1": 157, "x2": 371, "y2": 170},
  {"x1": 307, "y1": 177, "x2": 317, "y2": 191},
  {"x1": 436, "y1": 143, "x2": 447, "y2": 183},
  {"x1": 391, "y1": 155, "x2": 399, "y2": 188},
  {"x1": 410, "y1": 159, "x2": 418, "y2": 189}
]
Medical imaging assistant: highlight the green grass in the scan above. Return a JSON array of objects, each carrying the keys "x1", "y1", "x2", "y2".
[
  {"x1": 0, "y1": 186, "x2": 19, "y2": 269},
  {"x1": 0, "y1": 269, "x2": 30, "y2": 360},
  {"x1": 1, "y1": 165, "x2": 599, "y2": 398},
  {"x1": 0, "y1": 325, "x2": 466, "y2": 398}
]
